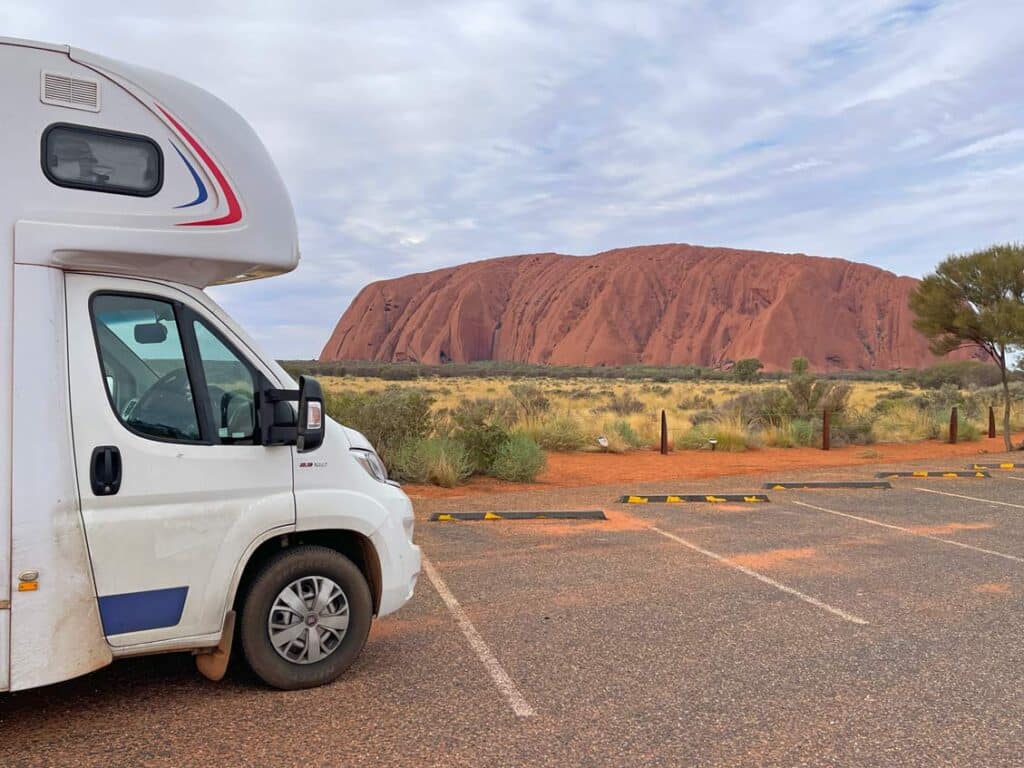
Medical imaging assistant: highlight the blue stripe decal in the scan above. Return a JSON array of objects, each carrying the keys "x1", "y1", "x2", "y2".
[
  {"x1": 171, "y1": 143, "x2": 209, "y2": 209},
  {"x1": 98, "y1": 586, "x2": 189, "y2": 635}
]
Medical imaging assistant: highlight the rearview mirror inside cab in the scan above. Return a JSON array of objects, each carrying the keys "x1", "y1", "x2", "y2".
[{"x1": 133, "y1": 322, "x2": 167, "y2": 344}]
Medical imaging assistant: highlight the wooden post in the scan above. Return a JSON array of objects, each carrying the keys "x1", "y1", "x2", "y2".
[
  {"x1": 660, "y1": 410, "x2": 669, "y2": 455},
  {"x1": 989, "y1": 406, "x2": 997, "y2": 438},
  {"x1": 822, "y1": 409, "x2": 830, "y2": 451},
  {"x1": 949, "y1": 406, "x2": 958, "y2": 445}
]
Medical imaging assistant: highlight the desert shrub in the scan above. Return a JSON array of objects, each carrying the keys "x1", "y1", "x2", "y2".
[
  {"x1": 489, "y1": 434, "x2": 546, "y2": 482},
  {"x1": 641, "y1": 383, "x2": 673, "y2": 396},
  {"x1": 678, "y1": 394, "x2": 714, "y2": 410},
  {"x1": 902, "y1": 361, "x2": 1006, "y2": 390},
  {"x1": 830, "y1": 410, "x2": 876, "y2": 447},
  {"x1": 789, "y1": 376, "x2": 851, "y2": 419},
  {"x1": 723, "y1": 387, "x2": 792, "y2": 427},
  {"x1": 454, "y1": 422, "x2": 511, "y2": 473},
  {"x1": 508, "y1": 383, "x2": 551, "y2": 420},
  {"x1": 957, "y1": 421, "x2": 983, "y2": 442},
  {"x1": 391, "y1": 437, "x2": 473, "y2": 487},
  {"x1": 325, "y1": 386, "x2": 433, "y2": 468},
  {"x1": 678, "y1": 416, "x2": 758, "y2": 452},
  {"x1": 871, "y1": 402, "x2": 945, "y2": 442},
  {"x1": 731, "y1": 358, "x2": 764, "y2": 382},
  {"x1": 603, "y1": 392, "x2": 645, "y2": 415},
  {"x1": 443, "y1": 397, "x2": 515, "y2": 472},
  {"x1": 689, "y1": 409, "x2": 717, "y2": 426},
  {"x1": 763, "y1": 418, "x2": 816, "y2": 448},
  {"x1": 610, "y1": 419, "x2": 647, "y2": 449},
  {"x1": 529, "y1": 415, "x2": 587, "y2": 451}
]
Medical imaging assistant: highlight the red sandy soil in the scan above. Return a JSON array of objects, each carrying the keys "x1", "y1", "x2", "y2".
[{"x1": 404, "y1": 433, "x2": 1024, "y2": 499}]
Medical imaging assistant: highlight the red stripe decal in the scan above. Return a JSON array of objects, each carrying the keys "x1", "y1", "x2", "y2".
[{"x1": 156, "y1": 104, "x2": 242, "y2": 226}]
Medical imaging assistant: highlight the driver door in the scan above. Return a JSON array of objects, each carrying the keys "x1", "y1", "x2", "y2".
[{"x1": 65, "y1": 273, "x2": 295, "y2": 647}]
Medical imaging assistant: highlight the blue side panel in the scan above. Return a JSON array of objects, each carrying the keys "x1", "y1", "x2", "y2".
[{"x1": 98, "y1": 586, "x2": 189, "y2": 635}]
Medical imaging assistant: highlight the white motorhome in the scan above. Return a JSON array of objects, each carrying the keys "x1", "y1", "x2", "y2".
[{"x1": 0, "y1": 37, "x2": 420, "y2": 692}]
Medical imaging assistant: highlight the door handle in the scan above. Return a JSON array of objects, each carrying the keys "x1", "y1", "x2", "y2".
[{"x1": 90, "y1": 446, "x2": 122, "y2": 496}]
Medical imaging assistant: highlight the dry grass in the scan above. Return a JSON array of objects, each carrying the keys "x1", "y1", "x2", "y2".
[{"x1": 321, "y1": 376, "x2": 952, "y2": 449}]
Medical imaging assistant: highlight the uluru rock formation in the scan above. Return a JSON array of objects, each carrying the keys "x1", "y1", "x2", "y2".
[{"x1": 320, "y1": 243, "x2": 977, "y2": 372}]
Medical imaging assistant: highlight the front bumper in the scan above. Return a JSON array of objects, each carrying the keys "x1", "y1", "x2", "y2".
[{"x1": 371, "y1": 489, "x2": 421, "y2": 617}]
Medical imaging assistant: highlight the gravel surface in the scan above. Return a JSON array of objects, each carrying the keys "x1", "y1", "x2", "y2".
[{"x1": 2, "y1": 452, "x2": 1023, "y2": 767}]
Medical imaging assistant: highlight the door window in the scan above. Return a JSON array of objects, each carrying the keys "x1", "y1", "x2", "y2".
[
  {"x1": 193, "y1": 320, "x2": 258, "y2": 444},
  {"x1": 91, "y1": 295, "x2": 201, "y2": 442}
]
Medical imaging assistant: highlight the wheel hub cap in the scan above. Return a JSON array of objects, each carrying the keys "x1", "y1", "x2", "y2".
[{"x1": 268, "y1": 575, "x2": 350, "y2": 664}]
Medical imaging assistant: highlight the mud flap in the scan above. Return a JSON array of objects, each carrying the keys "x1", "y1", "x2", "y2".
[{"x1": 195, "y1": 610, "x2": 235, "y2": 682}]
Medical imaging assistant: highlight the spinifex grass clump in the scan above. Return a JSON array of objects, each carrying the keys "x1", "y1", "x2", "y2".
[{"x1": 489, "y1": 434, "x2": 547, "y2": 482}]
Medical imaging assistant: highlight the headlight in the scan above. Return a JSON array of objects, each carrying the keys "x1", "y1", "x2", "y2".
[{"x1": 352, "y1": 448, "x2": 389, "y2": 483}]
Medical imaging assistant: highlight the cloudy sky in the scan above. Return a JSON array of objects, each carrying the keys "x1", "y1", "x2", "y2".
[{"x1": 5, "y1": 1, "x2": 1024, "y2": 358}]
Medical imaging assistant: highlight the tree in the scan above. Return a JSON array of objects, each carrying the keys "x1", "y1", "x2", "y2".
[
  {"x1": 909, "y1": 244, "x2": 1024, "y2": 451},
  {"x1": 791, "y1": 357, "x2": 810, "y2": 376},
  {"x1": 732, "y1": 358, "x2": 764, "y2": 382}
]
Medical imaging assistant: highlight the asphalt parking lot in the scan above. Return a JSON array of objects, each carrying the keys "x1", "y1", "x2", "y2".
[{"x1": 3, "y1": 456, "x2": 1024, "y2": 767}]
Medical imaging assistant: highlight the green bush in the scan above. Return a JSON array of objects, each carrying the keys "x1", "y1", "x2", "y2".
[
  {"x1": 531, "y1": 416, "x2": 587, "y2": 451},
  {"x1": 732, "y1": 358, "x2": 764, "y2": 382},
  {"x1": 325, "y1": 386, "x2": 433, "y2": 468},
  {"x1": 454, "y1": 422, "x2": 510, "y2": 474},
  {"x1": 391, "y1": 437, "x2": 473, "y2": 487},
  {"x1": 489, "y1": 434, "x2": 546, "y2": 482}
]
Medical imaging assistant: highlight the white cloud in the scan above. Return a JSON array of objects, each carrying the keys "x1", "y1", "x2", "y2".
[{"x1": 3, "y1": 0, "x2": 1024, "y2": 357}]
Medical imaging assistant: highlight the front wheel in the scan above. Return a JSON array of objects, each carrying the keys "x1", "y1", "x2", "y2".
[{"x1": 239, "y1": 545, "x2": 372, "y2": 690}]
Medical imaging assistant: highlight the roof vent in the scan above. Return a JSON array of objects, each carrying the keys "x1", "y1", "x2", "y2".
[{"x1": 40, "y1": 71, "x2": 100, "y2": 112}]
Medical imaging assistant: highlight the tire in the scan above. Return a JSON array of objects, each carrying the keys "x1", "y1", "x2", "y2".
[{"x1": 239, "y1": 545, "x2": 372, "y2": 690}]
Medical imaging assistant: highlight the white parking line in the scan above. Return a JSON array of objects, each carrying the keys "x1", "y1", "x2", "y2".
[
  {"x1": 793, "y1": 500, "x2": 1024, "y2": 564},
  {"x1": 421, "y1": 556, "x2": 536, "y2": 718},
  {"x1": 914, "y1": 487, "x2": 1024, "y2": 510},
  {"x1": 648, "y1": 525, "x2": 869, "y2": 625}
]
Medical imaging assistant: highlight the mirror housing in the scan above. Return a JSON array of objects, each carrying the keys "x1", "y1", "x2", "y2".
[
  {"x1": 296, "y1": 375, "x2": 325, "y2": 453},
  {"x1": 258, "y1": 374, "x2": 326, "y2": 452}
]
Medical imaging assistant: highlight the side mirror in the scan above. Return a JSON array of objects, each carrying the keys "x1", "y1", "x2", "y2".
[{"x1": 296, "y1": 375, "x2": 325, "y2": 453}]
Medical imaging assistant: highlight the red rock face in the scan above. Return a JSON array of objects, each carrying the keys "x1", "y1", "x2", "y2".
[{"x1": 320, "y1": 243, "x2": 978, "y2": 371}]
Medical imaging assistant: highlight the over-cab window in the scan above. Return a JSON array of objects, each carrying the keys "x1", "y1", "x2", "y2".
[
  {"x1": 91, "y1": 294, "x2": 202, "y2": 443},
  {"x1": 42, "y1": 123, "x2": 162, "y2": 196}
]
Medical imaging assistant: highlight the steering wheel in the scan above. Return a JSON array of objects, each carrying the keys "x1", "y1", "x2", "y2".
[{"x1": 130, "y1": 368, "x2": 197, "y2": 438}]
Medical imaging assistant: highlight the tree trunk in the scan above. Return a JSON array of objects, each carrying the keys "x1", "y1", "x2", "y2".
[{"x1": 1000, "y1": 349, "x2": 1013, "y2": 451}]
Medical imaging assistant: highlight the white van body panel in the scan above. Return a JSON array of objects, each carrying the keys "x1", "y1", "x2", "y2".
[
  {"x1": 65, "y1": 272, "x2": 296, "y2": 647},
  {"x1": 10, "y1": 265, "x2": 111, "y2": 690}
]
